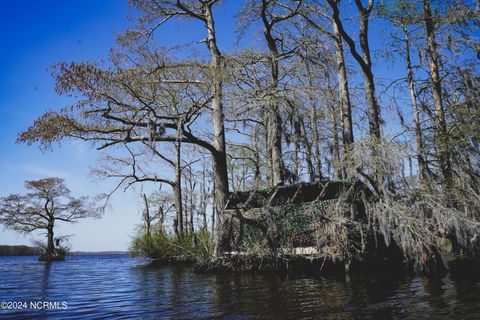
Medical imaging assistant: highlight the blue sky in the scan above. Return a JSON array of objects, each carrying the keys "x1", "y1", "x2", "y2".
[
  {"x1": 0, "y1": 0, "x2": 136, "y2": 251},
  {"x1": 0, "y1": 0, "x2": 246, "y2": 251},
  {"x1": 0, "y1": 0, "x2": 410, "y2": 251}
]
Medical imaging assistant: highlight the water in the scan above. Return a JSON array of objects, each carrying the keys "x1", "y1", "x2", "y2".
[{"x1": 1, "y1": 254, "x2": 480, "y2": 319}]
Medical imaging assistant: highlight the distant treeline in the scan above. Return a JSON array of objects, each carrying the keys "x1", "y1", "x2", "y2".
[
  {"x1": 70, "y1": 251, "x2": 127, "y2": 255},
  {"x1": 0, "y1": 245, "x2": 43, "y2": 256}
]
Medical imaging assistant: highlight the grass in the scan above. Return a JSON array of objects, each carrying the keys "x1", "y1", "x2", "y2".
[{"x1": 129, "y1": 226, "x2": 214, "y2": 263}]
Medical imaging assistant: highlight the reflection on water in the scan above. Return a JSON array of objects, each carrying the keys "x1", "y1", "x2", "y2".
[
  {"x1": 40, "y1": 262, "x2": 52, "y2": 300},
  {"x1": 1, "y1": 255, "x2": 480, "y2": 319}
]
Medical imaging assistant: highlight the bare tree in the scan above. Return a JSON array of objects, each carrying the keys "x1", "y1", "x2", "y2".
[
  {"x1": 128, "y1": 0, "x2": 230, "y2": 255},
  {"x1": 259, "y1": 0, "x2": 301, "y2": 185},
  {"x1": 422, "y1": 0, "x2": 453, "y2": 199},
  {"x1": 327, "y1": 0, "x2": 381, "y2": 142},
  {"x1": 140, "y1": 187, "x2": 175, "y2": 237},
  {"x1": 378, "y1": 0, "x2": 430, "y2": 188},
  {"x1": 297, "y1": 0, "x2": 355, "y2": 172}
]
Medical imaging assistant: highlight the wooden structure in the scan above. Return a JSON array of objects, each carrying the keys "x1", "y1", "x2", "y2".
[
  {"x1": 223, "y1": 179, "x2": 372, "y2": 255},
  {"x1": 226, "y1": 180, "x2": 368, "y2": 210}
]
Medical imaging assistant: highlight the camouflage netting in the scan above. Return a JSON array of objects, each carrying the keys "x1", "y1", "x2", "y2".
[
  {"x1": 225, "y1": 179, "x2": 374, "y2": 262},
  {"x1": 225, "y1": 176, "x2": 480, "y2": 271}
]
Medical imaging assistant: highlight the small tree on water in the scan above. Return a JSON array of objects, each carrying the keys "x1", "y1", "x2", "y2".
[{"x1": 0, "y1": 178, "x2": 99, "y2": 261}]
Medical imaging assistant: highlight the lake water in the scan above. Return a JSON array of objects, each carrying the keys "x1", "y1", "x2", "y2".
[{"x1": 1, "y1": 254, "x2": 480, "y2": 319}]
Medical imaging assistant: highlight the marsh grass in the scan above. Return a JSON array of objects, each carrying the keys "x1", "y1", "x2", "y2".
[{"x1": 129, "y1": 226, "x2": 214, "y2": 263}]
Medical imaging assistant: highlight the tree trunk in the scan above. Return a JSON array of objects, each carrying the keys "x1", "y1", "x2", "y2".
[
  {"x1": 229, "y1": 159, "x2": 236, "y2": 192},
  {"x1": 293, "y1": 110, "x2": 302, "y2": 180},
  {"x1": 205, "y1": 4, "x2": 230, "y2": 256},
  {"x1": 183, "y1": 180, "x2": 189, "y2": 233},
  {"x1": 173, "y1": 183, "x2": 182, "y2": 237},
  {"x1": 201, "y1": 160, "x2": 208, "y2": 230},
  {"x1": 252, "y1": 125, "x2": 262, "y2": 187},
  {"x1": 357, "y1": 6, "x2": 381, "y2": 141},
  {"x1": 332, "y1": 17, "x2": 354, "y2": 169},
  {"x1": 142, "y1": 193, "x2": 151, "y2": 237},
  {"x1": 264, "y1": 111, "x2": 274, "y2": 186},
  {"x1": 45, "y1": 220, "x2": 55, "y2": 258},
  {"x1": 211, "y1": 177, "x2": 216, "y2": 238},
  {"x1": 403, "y1": 25, "x2": 429, "y2": 188},
  {"x1": 328, "y1": 0, "x2": 381, "y2": 146},
  {"x1": 423, "y1": 0, "x2": 452, "y2": 198},
  {"x1": 174, "y1": 122, "x2": 183, "y2": 236},
  {"x1": 187, "y1": 167, "x2": 195, "y2": 235},
  {"x1": 262, "y1": 4, "x2": 284, "y2": 186},
  {"x1": 305, "y1": 60, "x2": 322, "y2": 180},
  {"x1": 327, "y1": 75, "x2": 342, "y2": 180},
  {"x1": 212, "y1": 152, "x2": 230, "y2": 255},
  {"x1": 302, "y1": 118, "x2": 316, "y2": 182},
  {"x1": 270, "y1": 107, "x2": 284, "y2": 186}
]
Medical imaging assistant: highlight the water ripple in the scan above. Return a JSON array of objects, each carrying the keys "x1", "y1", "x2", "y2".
[{"x1": 1, "y1": 255, "x2": 480, "y2": 319}]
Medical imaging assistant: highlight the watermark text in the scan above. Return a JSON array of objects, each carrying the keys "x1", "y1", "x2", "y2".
[{"x1": 1, "y1": 301, "x2": 68, "y2": 310}]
